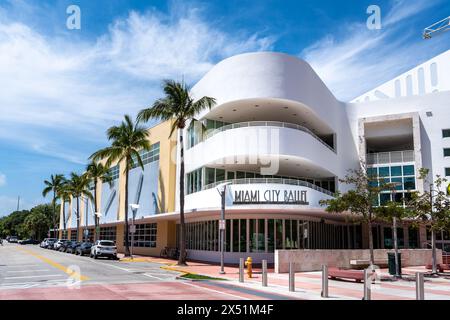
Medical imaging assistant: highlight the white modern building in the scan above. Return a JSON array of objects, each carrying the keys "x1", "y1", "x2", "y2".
[
  {"x1": 60, "y1": 49, "x2": 450, "y2": 264},
  {"x1": 175, "y1": 50, "x2": 450, "y2": 263}
]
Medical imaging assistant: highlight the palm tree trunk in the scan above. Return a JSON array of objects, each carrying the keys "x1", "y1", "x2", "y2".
[
  {"x1": 94, "y1": 183, "x2": 99, "y2": 242},
  {"x1": 124, "y1": 163, "x2": 130, "y2": 256},
  {"x1": 178, "y1": 129, "x2": 187, "y2": 266},
  {"x1": 368, "y1": 220, "x2": 375, "y2": 271},
  {"x1": 53, "y1": 191, "x2": 57, "y2": 238},
  {"x1": 62, "y1": 201, "x2": 66, "y2": 231},
  {"x1": 76, "y1": 197, "x2": 80, "y2": 242}
]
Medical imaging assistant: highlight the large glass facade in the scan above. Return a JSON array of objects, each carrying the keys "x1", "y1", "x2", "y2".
[
  {"x1": 367, "y1": 164, "x2": 416, "y2": 206},
  {"x1": 183, "y1": 218, "x2": 363, "y2": 252},
  {"x1": 99, "y1": 226, "x2": 117, "y2": 242},
  {"x1": 124, "y1": 223, "x2": 157, "y2": 248}
]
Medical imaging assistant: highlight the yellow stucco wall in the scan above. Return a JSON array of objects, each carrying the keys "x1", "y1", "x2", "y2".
[{"x1": 59, "y1": 120, "x2": 177, "y2": 256}]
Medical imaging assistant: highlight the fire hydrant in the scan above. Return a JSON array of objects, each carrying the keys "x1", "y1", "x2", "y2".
[{"x1": 245, "y1": 257, "x2": 253, "y2": 278}]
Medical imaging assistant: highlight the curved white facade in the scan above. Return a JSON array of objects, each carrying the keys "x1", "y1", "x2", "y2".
[{"x1": 173, "y1": 50, "x2": 450, "y2": 263}]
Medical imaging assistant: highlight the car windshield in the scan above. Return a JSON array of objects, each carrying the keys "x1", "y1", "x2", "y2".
[{"x1": 99, "y1": 241, "x2": 114, "y2": 246}]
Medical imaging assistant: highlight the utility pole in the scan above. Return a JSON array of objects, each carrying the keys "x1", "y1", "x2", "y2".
[{"x1": 16, "y1": 196, "x2": 20, "y2": 211}]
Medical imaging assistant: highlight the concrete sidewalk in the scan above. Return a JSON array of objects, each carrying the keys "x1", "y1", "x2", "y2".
[{"x1": 119, "y1": 255, "x2": 450, "y2": 300}]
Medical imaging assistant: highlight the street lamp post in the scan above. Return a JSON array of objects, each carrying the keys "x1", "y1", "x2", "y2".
[
  {"x1": 216, "y1": 182, "x2": 231, "y2": 275},
  {"x1": 129, "y1": 204, "x2": 139, "y2": 260}
]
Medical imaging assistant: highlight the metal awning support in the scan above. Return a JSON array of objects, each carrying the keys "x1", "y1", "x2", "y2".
[{"x1": 423, "y1": 16, "x2": 450, "y2": 39}]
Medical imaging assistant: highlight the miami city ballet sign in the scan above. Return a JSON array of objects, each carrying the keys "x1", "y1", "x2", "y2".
[{"x1": 233, "y1": 188, "x2": 308, "y2": 205}]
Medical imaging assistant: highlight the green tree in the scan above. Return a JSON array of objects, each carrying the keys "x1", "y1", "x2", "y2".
[
  {"x1": 23, "y1": 204, "x2": 53, "y2": 240},
  {"x1": 137, "y1": 80, "x2": 215, "y2": 265},
  {"x1": 85, "y1": 161, "x2": 113, "y2": 241},
  {"x1": 407, "y1": 168, "x2": 450, "y2": 274},
  {"x1": 67, "y1": 172, "x2": 93, "y2": 241},
  {"x1": 89, "y1": 115, "x2": 150, "y2": 256},
  {"x1": 42, "y1": 174, "x2": 65, "y2": 238},
  {"x1": 320, "y1": 163, "x2": 395, "y2": 270}
]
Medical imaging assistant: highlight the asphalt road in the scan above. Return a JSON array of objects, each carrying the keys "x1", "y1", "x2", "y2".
[{"x1": 0, "y1": 242, "x2": 292, "y2": 300}]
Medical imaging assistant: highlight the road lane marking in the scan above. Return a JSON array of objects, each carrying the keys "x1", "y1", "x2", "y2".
[
  {"x1": 6, "y1": 269, "x2": 50, "y2": 273},
  {"x1": 5, "y1": 274, "x2": 64, "y2": 280},
  {"x1": 15, "y1": 247, "x2": 90, "y2": 281}
]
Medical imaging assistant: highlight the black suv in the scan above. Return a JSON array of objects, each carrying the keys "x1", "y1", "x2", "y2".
[{"x1": 76, "y1": 242, "x2": 93, "y2": 256}]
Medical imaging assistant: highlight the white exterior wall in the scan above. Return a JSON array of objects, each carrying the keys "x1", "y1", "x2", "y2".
[{"x1": 176, "y1": 51, "x2": 450, "y2": 215}]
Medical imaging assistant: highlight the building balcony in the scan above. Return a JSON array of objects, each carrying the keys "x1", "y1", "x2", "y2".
[
  {"x1": 366, "y1": 150, "x2": 414, "y2": 165},
  {"x1": 184, "y1": 121, "x2": 339, "y2": 177},
  {"x1": 203, "y1": 121, "x2": 335, "y2": 152}
]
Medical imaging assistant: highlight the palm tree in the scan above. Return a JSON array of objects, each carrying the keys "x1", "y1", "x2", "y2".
[
  {"x1": 89, "y1": 115, "x2": 150, "y2": 256},
  {"x1": 137, "y1": 80, "x2": 216, "y2": 265},
  {"x1": 42, "y1": 174, "x2": 65, "y2": 238},
  {"x1": 67, "y1": 172, "x2": 93, "y2": 241},
  {"x1": 86, "y1": 161, "x2": 113, "y2": 241},
  {"x1": 56, "y1": 181, "x2": 71, "y2": 235}
]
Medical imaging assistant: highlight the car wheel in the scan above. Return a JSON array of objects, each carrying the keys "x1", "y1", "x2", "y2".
[{"x1": 94, "y1": 253, "x2": 98, "y2": 259}]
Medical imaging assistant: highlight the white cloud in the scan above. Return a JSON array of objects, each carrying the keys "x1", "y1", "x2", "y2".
[
  {"x1": 0, "y1": 173, "x2": 6, "y2": 187},
  {"x1": 0, "y1": 3, "x2": 274, "y2": 164},
  {"x1": 300, "y1": 0, "x2": 448, "y2": 101}
]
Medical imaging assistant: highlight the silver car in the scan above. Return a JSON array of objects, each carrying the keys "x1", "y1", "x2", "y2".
[{"x1": 53, "y1": 239, "x2": 68, "y2": 250}]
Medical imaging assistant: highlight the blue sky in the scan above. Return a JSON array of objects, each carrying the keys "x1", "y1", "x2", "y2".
[{"x1": 0, "y1": 0, "x2": 449, "y2": 216}]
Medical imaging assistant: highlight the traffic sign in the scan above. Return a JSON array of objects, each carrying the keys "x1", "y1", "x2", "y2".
[
  {"x1": 219, "y1": 220, "x2": 226, "y2": 230},
  {"x1": 130, "y1": 225, "x2": 136, "y2": 234}
]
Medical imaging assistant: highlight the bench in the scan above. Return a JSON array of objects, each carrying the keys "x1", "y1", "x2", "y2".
[
  {"x1": 350, "y1": 259, "x2": 389, "y2": 269},
  {"x1": 328, "y1": 267, "x2": 367, "y2": 283},
  {"x1": 426, "y1": 264, "x2": 450, "y2": 273}
]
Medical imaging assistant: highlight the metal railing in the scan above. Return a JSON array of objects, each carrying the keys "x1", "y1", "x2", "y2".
[
  {"x1": 203, "y1": 121, "x2": 336, "y2": 153},
  {"x1": 366, "y1": 150, "x2": 414, "y2": 165},
  {"x1": 201, "y1": 177, "x2": 334, "y2": 196}
]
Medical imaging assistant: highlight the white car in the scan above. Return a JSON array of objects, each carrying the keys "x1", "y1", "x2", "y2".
[
  {"x1": 90, "y1": 240, "x2": 118, "y2": 260},
  {"x1": 53, "y1": 239, "x2": 68, "y2": 250}
]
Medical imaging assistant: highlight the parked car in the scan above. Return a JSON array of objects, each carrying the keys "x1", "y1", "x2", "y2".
[
  {"x1": 65, "y1": 241, "x2": 80, "y2": 254},
  {"x1": 76, "y1": 242, "x2": 93, "y2": 256},
  {"x1": 40, "y1": 238, "x2": 49, "y2": 248},
  {"x1": 59, "y1": 240, "x2": 73, "y2": 252},
  {"x1": 53, "y1": 239, "x2": 68, "y2": 251},
  {"x1": 90, "y1": 240, "x2": 117, "y2": 259},
  {"x1": 6, "y1": 236, "x2": 10, "y2": 242},
  {"x1": 8, "y1": 236, "x2": 18, "y2": 243},
  {"x1": 45, "y1": 238, "x2": 57, "y2": 249},
  {"x1": 18, "y1": 239, "x2": 39, "y2": 245}
]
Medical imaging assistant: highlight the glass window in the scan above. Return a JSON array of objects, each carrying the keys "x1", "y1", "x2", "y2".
[
  {"x1": 403, "y1": 165, "x2": 415, "y2": 176},
  {"x1": 258, "y1": 219, "x2": 265, "y2": 252},
  {"x1": 216, "y1": 169, "x2": 225, "y2": 182},
  {"x1": 391, "y1": 177, "x2": 403, "y2": 190},
  {"x1": 249, "y1": 219, "x2": 257, "y2": 252},
  {"x1": 236, "y1": 171, "x2": 246, "y2": 179},
  {"x1": 390, "y1": 166, "x2": 402, "y2": 177},
  {"x1": 444, "y1": 148, "x2": 450, "y2": 157},
  {"x1": 446, "y1": 168, "x2": 450, "y2": 177},
  {"x1": 408, "y1": 226, "x2": 419, "y2": 248},
  {"x1": 442, "y1": 129, "x2": 450, "y2": 138},
  {"x1": 394, "y1": 192, "x2": 404, "y2": 203},
  {"x1": 378, "y1": 167, "x2": 389, "y2": 177},
  {"x1": 380, "y1": 193, "x2": 391, "y2": 205},
  {"x1": 367, "y1": 167, "x2": 377, "y2": 177},
  {"x1": 245, "y1": 172, "x2": 255, "y2": 179},
  {"x1": 240, "y1": 219, "x2": 247, "y2": 252},
  {"x1": 232, "y1": 220, "x2": 239, "y2": 252},
  {"x1": 227, "y1": 171, "x2": 235, "y2": 180},
  {"x1": 403, "y1": 177, "x2": 415, "y2": 190},
  {"x1": 292, "y1": 220, "x2": 298, "y2": 249},
  {"x1": 205, "y1": 168, "x2": 215, "y2": 185},
  {"x1": 268, "y1": 219, "x2": 274, "y2": 252},
  {"x1": 123, "y1": 224, "x2": 156, "y2": 248},
  {"x1": 285, "y1": 220, "x2": 292, "y2": 249},
  {"x1": 275, "y1": 219, "x2": 283, "y2": 249}
]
